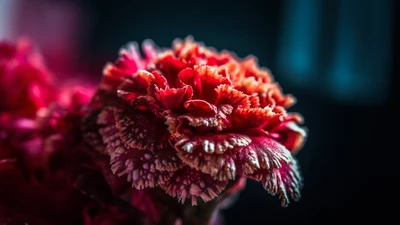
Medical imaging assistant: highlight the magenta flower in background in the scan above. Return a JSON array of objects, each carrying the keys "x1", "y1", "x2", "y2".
[
  {"x1": 0, "y1": 40, "x2": 113, "y2": 225},
  {"x1": 0, "y1": 39, "x2": 54, "y2": 118}
]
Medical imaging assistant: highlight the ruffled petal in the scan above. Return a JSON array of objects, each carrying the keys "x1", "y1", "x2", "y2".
[
  {"x1": 215, "y1": 84, "x2": 251, "y2": 109},
  {"x1": 142, "y1": 39, "x2": 159, "y2": 63},
  {"x1": 175, "y1": 134, "x2": 251, "y2": 154},
  {"x1": 116, "y1": 109, "x2": 170, "y2": 151},
  {"x1": 239, "y1": 137, "x2": 292, "y2": 175},
  {"x1": 100, "y1": 109, "x2": 180, "y2": 187},
  {"x1": 270, "y1": 118, "x2": 307, "y2": 154},
  {"x1": 267, "y1": 87, "x2": 296, "y2": 109},
  {"x1": 155, "y1": 51, "x2": 187, "y2": 88},
  {"x1": 172, "y1": 36, "x2": 199, "y2": 60},
  {"x1": 103, "y1": 43, "x2": 145, "y2": 79},
  {"x1": 179, "y1": 65, "x2": 232, "y2": 102},
  {"x1": 241, "y1": 56, "x2": 274, "y2": 83},
  {"x1": 230, "y1": 107, "x2": 282, "y2": 132},
  {"x1": 88, "y1": 107, "x2": 121, "y2": 157},
  {"x1": 238, "y1": 78, "x2": 296, "y2": 109},
  {"x1": 116, "y1": 70, "x2": 156, "y2": 99},
  {"x1": 184, "y1": 99, "x2": 217, "y2": 114},
  {"x1": 162, "y1": 110, "x2": 183, "y2": 139},
  {"x1": 149, "y1": 70, "x2": 167, "y2": 88},
  {"x1": 177, "y1": 113, "x2": 223, "y2": 132},
  {"x1": 109, "y1": 142, "x2": 173, "y2": 189},
  {"x1": 177, "y1": 104, "x2": 233, "y2": 133},
  {"x1": 175, "y1": 134, "x2": 251, "y2": 180},
  {"x1": 250, "y1": 159, "x2": 302, "y2": 207},
  {"x1": 160, "y1": 167, "x2": 228, "y2": 205},
  {"x1": 154, "y1": 85, "x2": 193, "y2": 112},
  {"x1": 101, "y1": 43, "x2": 147, "y2": 93},
  {"x1": 93, "y1": 70, "x2": 156, "y2": 111},
  {"x1": 153, "y1": 147, "x2": 183, "y2": 172},
  {"x1": 248, "y1": 94, "x2": 260, "y2": 108}
]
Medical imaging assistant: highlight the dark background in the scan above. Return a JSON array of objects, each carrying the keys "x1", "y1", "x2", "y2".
[{"x1": 6, "y1": 0, "x2": 399, "y2": 224}]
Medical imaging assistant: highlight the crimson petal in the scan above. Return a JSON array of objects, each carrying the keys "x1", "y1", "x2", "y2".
[
  {"x1": 155, "y1": 51, "x2": 187, "y2": 88},
  {"x1": 153, "y1": 147, "x2": 183, "y2": 172},
  {"x1": 230, "y1": 107, "x2": 282, "y2": 132},
  {"x1": 142, "y1": 39, "x2": 158, "y2": 62},
  {"x1": 109, "y1": 141, "x2": 173, "y2": 189},
  {"x1": 116, "y1": 70, "x2": 156, "y2": 98},
  {"x1": 116, "y1": 109, "x2": 170, "y2": 151},
  {"x1": 160, "y1": 167, "x2": 228, "y2": 205},
  {"x1": 177, "y1": 104, "x2": 233, "y2": 133},
  {"x1": 248, "y1": 94, "x2": 260, "y2": 108},
  {"x1": 179, "y1": 65, "x2": 232, "y2": 102},
  {"x1": 215, "y1": 84, "x2": 251, "y2": 109},
  {"x1": 269, "y1": 113, "x2": 307, "y2": 154},
  {"x1": 98, "y1": 112, "x2": 172, "y2": 190},
  {"x1": 149, "y1": 70, "x2": 167, "y2": 89},
  {"x1": 239, "y1": 78, "x2": 296, "y2": 109},
  {"x1": 101, "y1": 44, "x2": 146, "y2": 92},
  {"x1": 240, "y1": 137, "x2": 292, "y2": 175},
  {"x1": 184, "y1": 99, "x2": 217, "y2": 114},
  {"x1": 175, "y1": 134, "x2": 251, "y2": 181},
  {"x1": 103, "y1": 113, "x2": 182, "y2": 172},
  {"x1": 259, "y1": 159, "x2": 302, "y2": 207},
  {"x1": 154, "y1": 85, "x2": 193, "y2": 112},
  {"x1": 271, "y1": 121, "x2": 307, "y2": 155},
  {"x1": 103, "y1": 43, "x2": 145, "y2": 78}
]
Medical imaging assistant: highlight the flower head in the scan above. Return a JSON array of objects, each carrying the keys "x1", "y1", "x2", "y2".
[{"x1": 85, "y1": 37, "x2": 307, "y2": 206}]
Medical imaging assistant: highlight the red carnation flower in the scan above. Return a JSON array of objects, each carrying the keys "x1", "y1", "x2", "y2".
[{"x1": 84, "y1": 36, "x2": 307, "y2": 207}]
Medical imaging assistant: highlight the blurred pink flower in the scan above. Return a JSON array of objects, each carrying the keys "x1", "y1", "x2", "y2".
[
  {"x1": 0, "y1": 40, "x2": 106, "y2": 225},
  {"x1": 0, "y1": 39, "x2": 54, "y2": 118}
]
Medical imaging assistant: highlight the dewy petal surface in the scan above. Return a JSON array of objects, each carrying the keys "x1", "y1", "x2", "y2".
[
  {"x1": 97, "y1": 108, "x2": 180, "y2": 190},
  {"x1": 160, "y1": 166, "x2": 228, "y2": 205},
  {"x1": 175, "y1": 134, "x2": 251, "y2": 181},
  {"x1": 102, "y1": 123, "x2": 174, "y2": 189},
  {"x1": 240, "y1": 137, "x2": 292, "y2": 175},
  {"x1": 116, "y1": 108, "x2": 170, "y2": 151},
  {"x1": 252, "y1": 159, "x2": 303, "y2": 207}
]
